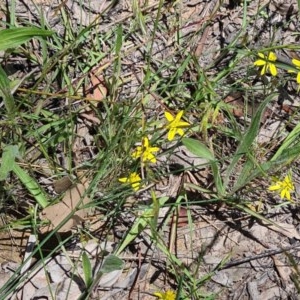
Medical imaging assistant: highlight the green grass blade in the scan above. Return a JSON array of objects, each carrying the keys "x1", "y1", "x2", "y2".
[
  {"x1": 0, "y1": 65, "x2": 16, "y2": 117},
  {"x1": 182, "y1": 138, "x2": 225, "y2": 196},
  {"x1": 115, "y1": 196, "x2": 169, "y2": 255},
  {"x1": 271, "y1": 122, "x2": 300, "y2": 162},
  {"x1": 115, "y1": 25, "x2": 123, "y2": 54},
  {"x1": 12, "y1": 163, "x2": 49, "y2": 208},
  {"x1": 211, "y1": 161, "x2": 225, "y2": 197},
  {"x1": 0, "y1": 145, "x2": 19, "y2": 180},
  {"x1": 232, "y1": 144, "x2": 300, "y2": 193},
  {"x1": 0, "y1": 27, "x2": 53, "y2": 51},
  {"x1": 224, "y1": 93, "x2": 276, "y2": 189},
  {"x1": 82, "y1": 251, "x2": 93, "y2": 287}
]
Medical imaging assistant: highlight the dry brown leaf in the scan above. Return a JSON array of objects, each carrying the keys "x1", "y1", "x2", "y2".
[
  {"x1": 223, "y1": 92, "x2": 244, "y2": 118},
  {"x1": 272, "y1": 256, "x2": 292, "y2": 283},
  {"x1": 85, "y1": 72, "x2": 107, "y2": 105},
  {"x1": 53, "y1": 176, "x2": 73, "y2": 194},
  {"x1": 39, "y1": 179, "x2": 90, "y2": 233},
  {"x1": 262, "y1": 222, "x2": 300, "y2": 240}
]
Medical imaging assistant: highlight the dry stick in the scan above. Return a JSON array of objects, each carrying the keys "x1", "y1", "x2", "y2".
[
  {"x1": 194, "y1": 0, "x2": 221, "y2": 57},
  {"x1": 128, "y1": 242, "x2": 143, "y2": 299},
  {"x1": 220, "y1": 244, "x2": 300, "y2": 270}
]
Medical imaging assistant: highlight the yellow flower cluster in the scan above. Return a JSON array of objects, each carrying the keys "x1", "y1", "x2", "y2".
[
  {"x1": 118, "y1": 111, "x2": 190, "y2": 191},
  {"x1": 164, "y1": 111, "x2": 190, "y2": 141},
  {"x1": 254, "y1": 51, "x2": 300, "y2": 86},
  {"x1": 131, "y1": 137, "x2": 160, "y2": 164},
  {"x1": 268, "y1": 174, "x2": 294, "y2": 202},
  {"x1": 154, "y1": 290, "x2": 176, "y2": 300},
  {"x1": 254, "y1": 52, "x2": 277, "y2": 76}
]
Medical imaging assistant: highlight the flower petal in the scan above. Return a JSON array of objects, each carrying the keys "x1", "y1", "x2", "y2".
[
  {"x1": 150, "y1": 146, "x2": 160, "y2": 152},
  {"x1": 154, "y1": 292, "x2": 164, "y2": 299},
  {"x1": 118, "y1": 177, "x2": 128, "y2": 183},
  {"x1": 165, "y1": 111, "x2": 174, "y2": 122},
  {"x1": 143, "y1": 137, "x2": 149, "y2": 148},
  {"x1": 176, "y1": 128, "x2": 185, "y2": 136},
  {"x1": 269, "y1": 64, "x2": 277, "y2": 76},
  {"x1": 132, "y1": 182, "x2": 140, "y2": 191},
  {"x1": 131, "y1": 146, "x2": 142, "y2": 159},
  {"x1": 268, "y1": 183, "x2": 281, "y2": 191},
  {"x1": 167, "y1": 128, "x2": 176, "y2": 141},
  {"x1": 254, "y1": 59, "x2": 266, "y2": 66},
  {"x1": 177, "y1": 120, "x2": 190, "y2": 127},
  {"x1": 260, "y1": 65, "x2": 267, "y2": 75},
  {"x1": 292, "y1": 58, "x2": 300, "y2": 67},
  {"x1": 280, "y1": 189, "x2": 286, "y2": 199},
  {"x1": 258, "y1": 53, "x2": 265, "y2": 59},
  {"x1": 174, "y1": 110, "x2": 184, "y2": 122},
  {"x1": 147, "y1": 153, "x2": 156, "y2": 163},
  {"x1": 268, "y1": 52, "x2": 277, "y2": 61},
  {"x1": 297, "y1": 72, "x2": 300, "y2": 84}
]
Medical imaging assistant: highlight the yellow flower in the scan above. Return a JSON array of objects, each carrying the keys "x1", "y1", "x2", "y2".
[
  {"x1": 154, "y1": 290, "x2": 176, "y2": 300},
  {"x1": 119, "y1": 172, "x2": 142, "y2": 191},
  {"x1": 289, "y1": 58, "x2": 300, "y2": 85},
  {"x1": 254, "y1": 52, "x2": 277, "y2": 76},
  {"x1": 131, "y1": 137, "x2": 160, "y2": 163},
  {"x1": 165, "y1": 110, "x2": 190, "y2": 141},
  {"x1": 268, "y1": 174, "x2": 294, "y2": 201}
]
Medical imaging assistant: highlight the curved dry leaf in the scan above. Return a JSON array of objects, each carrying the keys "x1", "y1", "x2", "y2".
[
  {"x1": 262, "y1": 221, "x2": 300, "y2": 240},
  {"x1": 272, "y1": 256, "x2": 291, "y2": 282},
  {"x1": 86, "y1": 73, "x2": 107, "y2": 105},
  {"x1": 39, "y1": 180, "x2": 90, "y2": 233},
  {"x1": 98, "y1": 269, "x2": 123, "y2": 288}
]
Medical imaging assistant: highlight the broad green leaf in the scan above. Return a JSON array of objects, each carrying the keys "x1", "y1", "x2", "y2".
[
  {"x1": 0, "y1": 145, "x2": 19, "y2": 180},
  {"x1": 12, "y1": 163, "x2": 48, "y2": 208},
  {"x1": 100, "y1": 255, "x2": 124, "y2": 273},
  {"x1": 182, "y1": 138, "x2": 215, "y2": 161},
  {"x1": 0, "y1": 27, "x2": 53, "y2": 51},
  {"x1": 82, "y1": 251, "x2": 93, "y2": 287}
]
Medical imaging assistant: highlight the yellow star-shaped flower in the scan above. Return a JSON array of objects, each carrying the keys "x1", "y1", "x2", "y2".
[
  {"x1": 131, "y1": 137, "x2": 160, "y2": 163},
  {"x1": 165, "y1": 110, "x2": 190, "y2": 141},
  {"x1": 254, "y1": 52, "x2": 277, "y2": 76},
  {"x1": 119, "y1": 172, "x2": 142, "y2": 191},
  {"x1": 268, "y1": 174, "x2": 294, "y2": 201},
  {"x1": 289, "y1": 58, "x2": 300, "y2": 84},
  {"x1": 154, "y1": 290, "x2": 176, "y2": 300}
]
